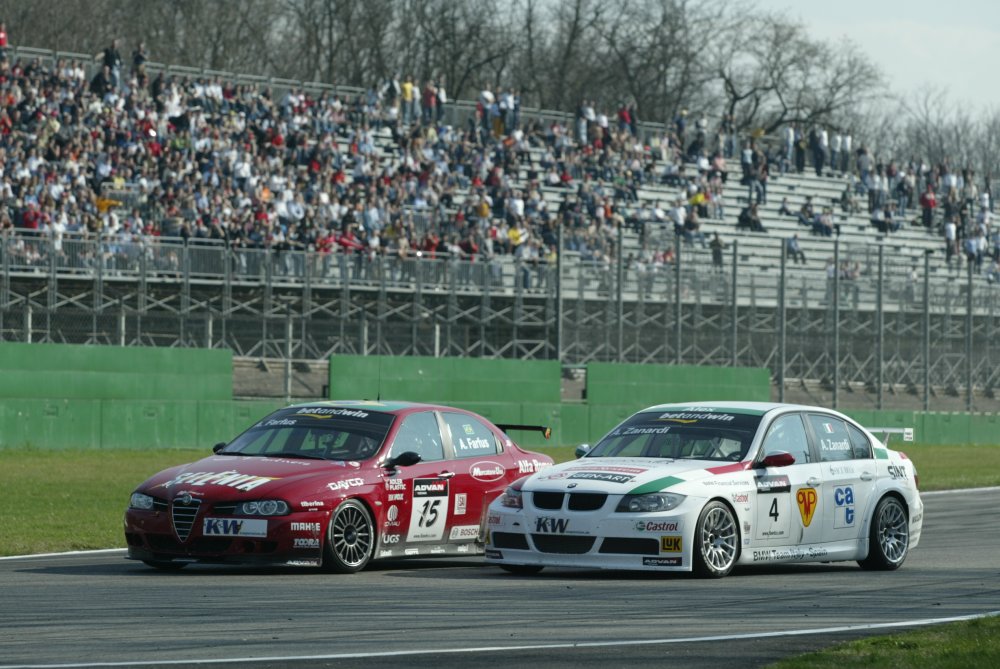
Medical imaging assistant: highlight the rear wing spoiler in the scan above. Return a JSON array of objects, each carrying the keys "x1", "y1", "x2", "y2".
[
  {"x1": 497, "y1": 424, "x2": 552, "y2": 440},
  {"x1": 866, "y1": 427, "x2": 914, "y2": 445}
]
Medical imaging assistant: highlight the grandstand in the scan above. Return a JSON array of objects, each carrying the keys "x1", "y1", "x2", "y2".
[{"x1": 1, "y1": 44, "x2": 999, "y2": 413}]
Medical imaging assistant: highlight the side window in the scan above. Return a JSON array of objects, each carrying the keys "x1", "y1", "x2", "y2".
[
  {"x1": 388, "y1": 412, "x2": 444, "y2": 462},
  {"x1": 442, "y1": 412, "x2": 499, "y2": 458},
  {"x1": 847, "y1": 424, "x2": 873, "y2": 459},
  {"x1": 806, "y1": 414, "x2": 854, "y2": 462},
  {"x1": 761, "y1": 414, "x2": 811, "y2": 464}
]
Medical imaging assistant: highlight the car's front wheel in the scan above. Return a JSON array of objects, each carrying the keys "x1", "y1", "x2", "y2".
[
  {"x1": 692, "y1": 501, "x2": 739, "y2": 578},
  {"x1": 859, "y1": 496, "x2": 909, "y2": 570},
  {"x1": 323, "y1": 499, "x2": 375, "y2": 573}
]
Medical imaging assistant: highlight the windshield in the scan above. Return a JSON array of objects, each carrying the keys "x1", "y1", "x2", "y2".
[
  {"x1": 220, "y1": 407, "x2": 395, "y2": 461},
  {"x1": 586, "y1": 410, "x2": 764, "y2": 462}
]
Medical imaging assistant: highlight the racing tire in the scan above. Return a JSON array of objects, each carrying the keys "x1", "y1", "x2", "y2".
[
  {"x1": 692, "y1": 501, "x2": 739, "y2": 578},
  {"x1": 858, "y1": 496, "x2": 909, "y2": 571},
  {"x1": 323, "y1": 499, "x2": 376, "y2": 573},
  {"x1": 499, "y1": 564, "x2": 544, "y2": 575},
  {"x1": 142, "y1": 560, "x2": 186, "y2": 571}
]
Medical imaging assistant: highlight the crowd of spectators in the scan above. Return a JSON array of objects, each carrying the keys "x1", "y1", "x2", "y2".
[
  {"x1": 2, "y1": 29, "x2": 999, "y2": 289},
  {"x1": 0, "y1": 38, "x2": 735, "y2": 288}
]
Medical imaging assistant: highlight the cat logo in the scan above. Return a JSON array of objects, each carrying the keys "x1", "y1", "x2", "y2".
[{"x1": 796, "y1": 488, "x2": 818, "y2": 527}]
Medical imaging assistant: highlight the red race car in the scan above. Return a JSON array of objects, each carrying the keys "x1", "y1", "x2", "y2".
[{"x1": 124, "y1": 401, "x2": 553, "y2": 572}]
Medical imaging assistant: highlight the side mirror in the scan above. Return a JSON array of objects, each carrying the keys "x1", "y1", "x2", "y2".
[
  {"x1": 212, "y1": 442, "x2": 227, "y2": 454},
  {"x1": 574, "y1": 444, "x2": 591, "y2": 458},
  {"x1": 384, "y1": 451, "x2": 422, "y2": 469},
  {"x1": 759, "y1": 451, "x2": 796, "y2": 468}
]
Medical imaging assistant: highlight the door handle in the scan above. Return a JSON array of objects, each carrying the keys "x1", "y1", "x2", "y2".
[
  {"x1": 437, "y1": 471, "x2": 456, "y2": 479},
  {"x1": 860, "y1": 472, "x2": 874, "y2": 481},
  {"x1": 806, "y1": 477, "x2": 822, "y2": 486}
]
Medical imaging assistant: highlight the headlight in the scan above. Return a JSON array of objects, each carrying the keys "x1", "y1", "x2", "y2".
[
  {"x1": 129, "y1": 492, "x2": 154, "y2": 510},
  {"x1": 499, "y1": 486, "x2": 523, "y2": 509},
  {"x1": 616, "y1": 492, "x2": 686, "y2": 513},
  {"x1": 236, "y1": 500, "x2": 290, "y2": 516}
]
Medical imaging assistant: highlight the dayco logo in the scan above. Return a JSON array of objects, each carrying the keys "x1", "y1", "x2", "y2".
[
  {"x1": 635, "y1": 520, "x2": 680, "y2": 532},
  {"x1": 327, "y1": 477, "x2": 364, "y2": 491},
  {"x1": 797, "y1": 488, "x2": 818, "y2": 527},
  {"x1": 470, "y1": 461, "x2": 505, "y2": 482}
]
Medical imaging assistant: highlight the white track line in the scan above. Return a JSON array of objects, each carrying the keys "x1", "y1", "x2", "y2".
[
  {"x1": 1, "y1": 610, "x2": 998, "y2": 669},
  {"x1": 921, "y1": 485, "x2": 1000, "y2": 496},
  {"x1": 0, "y1": 548, "x2": 125, "y2": 562}
]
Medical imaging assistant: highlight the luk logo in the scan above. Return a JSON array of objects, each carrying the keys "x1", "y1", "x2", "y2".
[
  {"x1": 834, "y1": 486, "x2": 855, "y2": 527},
  {"x1": 796, "y1": 487, "x2": 818, "y2": 527},
  {"x1": 534, "y1": 517, "x2": 569, "y2": 533},
  {"x1": 660, "y1": 536, "x2": 682, "y2": 553}
]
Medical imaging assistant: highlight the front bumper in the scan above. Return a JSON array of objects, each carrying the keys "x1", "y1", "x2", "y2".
[
  {"x1": 484, "y1": 505, "x2": 691, "y2": 571},
  {"x1": 124, "y1": 507, "x2": 330, "y2": 568}
]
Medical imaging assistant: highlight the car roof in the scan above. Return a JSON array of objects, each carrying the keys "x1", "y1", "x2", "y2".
[
  {"x1": 639, "y1": 401, "x2": 845, "y2": 417},
  {"x1": 287, "y1": 400, "x2": 469, "y2": 415}
]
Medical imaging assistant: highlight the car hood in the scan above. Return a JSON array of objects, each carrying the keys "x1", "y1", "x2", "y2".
[
  {"x1": 137, "y1": 455, "x2": 372, "y2": 500},
  {"x1": 522, "y1": 457, "x2": 750, "y2": 495}
]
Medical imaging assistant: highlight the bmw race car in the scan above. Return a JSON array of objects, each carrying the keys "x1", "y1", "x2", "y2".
[
  {"x1": 124, "y1": 401, "x2": 553, "y2": 572},
  {"x1": 485, "y1": 402, "x2": 922, "y2": 577}
]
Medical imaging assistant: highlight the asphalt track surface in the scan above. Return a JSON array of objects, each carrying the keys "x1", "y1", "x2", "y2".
[{"x1": 1, "y1": 489, "x2": 998, "y2": 669}]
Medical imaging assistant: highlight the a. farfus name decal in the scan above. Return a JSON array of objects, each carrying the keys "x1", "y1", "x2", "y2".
[{"x1": 161, "y1": 470, "x2": 279, "y2": 492}]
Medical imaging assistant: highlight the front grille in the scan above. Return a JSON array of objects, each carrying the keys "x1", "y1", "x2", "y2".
[
  {"x1": 492, "y1": 532, "x2": 530, "y2": 550},
  {"x1": 171, "y1": 497, "x2": 202, "y2": 541},
  {"x1": 599, "y1": 537, "x2": 659, "y2": 555},
  {"x1": 531, "y1": 492, "x2": 564, "y2": 510},
  {"x1": 531, "y1": 535, "x2": 595, "y2": 554},
  {"x1": 568, "y1": 493, "x2": 607, "y2": 511},
  {"x1": 212, "y1": 502, "x2": 239, "y2": 514},
  {"x1": 148, "y1": 534, "x2": 233, "y2": 553},
  {"x1": 152, "y1": 497, "x2": 168, "y2": 512}
]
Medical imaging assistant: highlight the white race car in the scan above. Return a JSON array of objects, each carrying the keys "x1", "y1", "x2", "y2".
[{"x1": 485, "y1": 402, "x2": 922, "y2": 577}]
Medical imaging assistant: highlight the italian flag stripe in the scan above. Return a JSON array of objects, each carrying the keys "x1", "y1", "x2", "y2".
[{"x1": 629, "y1": 475, "x2": 686, "y2": 495}]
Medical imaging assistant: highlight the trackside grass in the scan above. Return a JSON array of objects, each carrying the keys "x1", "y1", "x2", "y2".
[
  {"x1": 766, "y1": 614, "x2": 1000, "y2": 668},
  {"x1": 0, "y1": 447, "x2": 203, "y2": 556}
]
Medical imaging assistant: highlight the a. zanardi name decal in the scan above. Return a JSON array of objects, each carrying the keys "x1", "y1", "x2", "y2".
[{"x1": 160, "y1": 470, "x2": 279, "y2": 492}]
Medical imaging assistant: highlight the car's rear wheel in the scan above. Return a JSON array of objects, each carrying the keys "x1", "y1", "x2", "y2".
[
  {"x1": 692, "y1": 501, "x2": 739, "y2": 578},
  {"x1": 142, "y1": 560, "x2": 186, "y2": 571},
  {"x1": 859, "y1": 496, "x2": 909, "y2": 570},
  {"x1": 499, "y1": 564, "x2": 544, "y2": 575},
  {"x1": 323, "y1": 499, "x2": 375, "y2": 573}
]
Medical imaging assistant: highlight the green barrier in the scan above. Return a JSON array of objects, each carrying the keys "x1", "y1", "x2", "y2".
[
  {"x1": 329, "y1": 355, "x2": 560, "y2": 404},
  {"x1": 585, "y1": 363, "x2": 770, "y2": 406},
  {"x1": 0, "y1": 343, "x2": 232, "y2": 400},
  {"x1": 0, "y1": 399, "x2": 103, "y2": 449}
]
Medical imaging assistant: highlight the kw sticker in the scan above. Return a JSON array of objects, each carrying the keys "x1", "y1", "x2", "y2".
[{"x1": 796, "y1": 487, "x2": 818, "y2": 527}]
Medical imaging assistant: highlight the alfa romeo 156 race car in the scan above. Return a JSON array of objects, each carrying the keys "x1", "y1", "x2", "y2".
[
  {"x1": 125, "y1": 401, "x2": 553, "y2": 572},
  {"x1": 485, "y1": 402, "x2": 922, "y2": 577}
]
